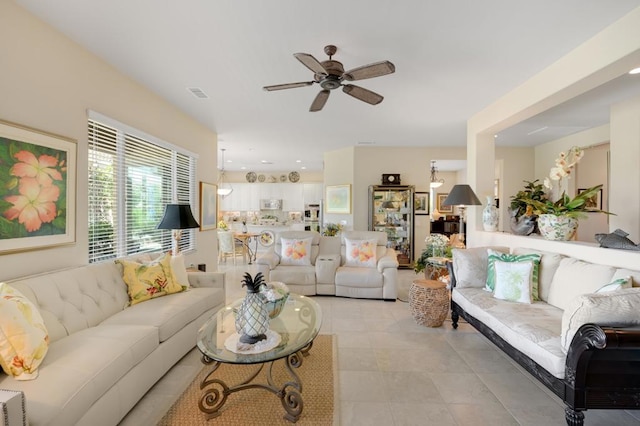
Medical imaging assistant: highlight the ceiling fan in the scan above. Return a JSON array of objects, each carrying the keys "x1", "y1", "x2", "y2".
[{"x1": 263, "y1": 45, "x2": 395, "y2": 112}]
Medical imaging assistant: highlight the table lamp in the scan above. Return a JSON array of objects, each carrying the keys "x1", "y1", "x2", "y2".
[
  {"x1": 157, "y1": 204, "x2": 200, "y2": 254},
  {"x1": 441, "y1": 184, "x2": 481, "y2": 245}
]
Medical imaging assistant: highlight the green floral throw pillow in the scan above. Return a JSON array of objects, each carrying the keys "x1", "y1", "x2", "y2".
[
  {"x1": 493, "y1": 260, "x2": 534, "y2": 304},
  {"x1": 486, "y1": 249, "x2": 541, "y2": 300}
]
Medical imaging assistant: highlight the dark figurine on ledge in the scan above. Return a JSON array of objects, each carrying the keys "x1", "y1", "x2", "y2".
[{"x1": 595, "y1": 229, "x2": 640, "y2": 251}]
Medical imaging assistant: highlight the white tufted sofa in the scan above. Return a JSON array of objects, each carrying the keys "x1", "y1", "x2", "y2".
[{"x1": 0, "y1": 253, "x2": 225, "y2": 426}]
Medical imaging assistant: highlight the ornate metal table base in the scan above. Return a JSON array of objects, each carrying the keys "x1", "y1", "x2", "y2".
[{"x1": 199, "y1": 341, "x2": 313, "y2": 423}]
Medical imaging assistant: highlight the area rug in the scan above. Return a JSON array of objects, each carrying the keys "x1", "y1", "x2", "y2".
[{"x1": 158, "y1": 334, "x2": 336, "y2": 425}]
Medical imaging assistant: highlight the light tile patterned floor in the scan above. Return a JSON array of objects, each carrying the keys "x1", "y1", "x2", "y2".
[{"x1": 120, "y1": 264, "x2": 640, "y2": 426}]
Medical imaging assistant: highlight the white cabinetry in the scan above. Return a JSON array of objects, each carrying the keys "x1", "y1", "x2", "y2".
[
  {"x1": 218, "y1": 184, "x2": 259, "y2": 211},
  {"x1": 303, "y1": 183, "x2": 323, "y2": 204}
]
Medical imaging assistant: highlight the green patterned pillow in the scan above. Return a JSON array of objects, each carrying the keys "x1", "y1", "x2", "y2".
[
  {"x1": 486, "y1": 249, "x2": 541, "y2": 300},
  {"x1": 493, "y1": 260, "x2": 534, "y2": 304}
]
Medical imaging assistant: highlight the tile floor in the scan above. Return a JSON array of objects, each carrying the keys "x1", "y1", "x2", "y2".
[{"x1": 120, "y1": 264, "x2": 640, "y2": 426}]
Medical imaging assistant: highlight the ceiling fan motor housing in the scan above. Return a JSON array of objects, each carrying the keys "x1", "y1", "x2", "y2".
[{"x1": 316, "y1": 60, "x2": 344, "y2": 90}]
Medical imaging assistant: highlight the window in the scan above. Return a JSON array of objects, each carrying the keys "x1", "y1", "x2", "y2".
[{"x1": 88, "y1": 112, "x2": 198, "y2": 263}]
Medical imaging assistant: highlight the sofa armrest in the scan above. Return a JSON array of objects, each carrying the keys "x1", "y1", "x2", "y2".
[
  {"x1": 377, "y1": 248, "x2": 399, "y2": 273},
  {"x1": 255, "y1": 251, "x2": 280, "y2": 270},
  {"x1": 316, "y1": 255, "x2": 341, "y2": 284},
  {"x1": 187, "y1": 271, "x2": 225, "y2": 290}
]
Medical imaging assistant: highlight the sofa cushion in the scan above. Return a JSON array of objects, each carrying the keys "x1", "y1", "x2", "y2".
[
  {"x1": 452, "y1": 246, "x2": 508, "y2": 288},
  {"x1": 170, "y1": 253, "x2": 190, "y2": 290},
  {"x1": 561, "y1": 287, "x2": 640, "y2": 353},
  {"x1": 0, "y1": 324, "x2": 158, "y2": 426},
  {"x1": 280, "y1": 237, "x2": 312, "y2": 266},
  {"x1": 486, "y1": 250, "x2": 541, "y2": 299},
  {"x1": 101, "y1": 287, "x2": 223, "y2": 342},
  {"x1": 547, "y1": 258, "x2": 616, "y2": 311},
  {"x1": 511, "y1": 248, "x2": 565, "y2": 302},
  {"x1": 116, "y1": 253, "x2": 183, "y2": 306},
  {"x1": 596, "y1": 277, "x2": 632, "y2": 293},
  {"x1": 0, "y1": 283, "x2": 49, "y2": 380},
  {"x1": 344, "y1": 238, "x2": 377, "y2": 268},
  {"x1": 492, "y1": 260, "x2": 534, "y2": 304},
  {"x1": 453, "y1": 288, "x2": 565, "y2": 378},
  {"x1": 335, "y1": 267, "x2": 384, "y2": 287},
  {"x1": 611, "y1": 268, "x2": 640, "y2": 288},
  {"x1": 270, "y1": 265, "x2": 317, "y2": 287}
]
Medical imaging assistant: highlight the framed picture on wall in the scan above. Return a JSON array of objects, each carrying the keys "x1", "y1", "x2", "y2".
[
  {"x1": 0, "y1": 120, "x2": 77, "y2": 254},
  {"x1": 199, "y1": 182, "x2": 218, "y2": 230},
  {"x1": 578, "y1": 187, "x2": 603, "y2": 211},
  {"x1": 326, "y1": 184, "x2": 351, "y2": 214},
  {"x1": 437, "y1": 193, "x2": 453, "y2": 213},
  {"x1": 414, "y1": 192, "x2": 429, "y2": 214}
]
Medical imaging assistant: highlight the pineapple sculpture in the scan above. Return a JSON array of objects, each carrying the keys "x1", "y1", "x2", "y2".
[{"x1": 235, "y1": 272, "x2": 270, "y2": 346}]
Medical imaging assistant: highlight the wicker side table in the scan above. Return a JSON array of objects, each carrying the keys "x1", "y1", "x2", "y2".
[{"x1": 409, "y1": 279, "x2": 449, "y2": 327}]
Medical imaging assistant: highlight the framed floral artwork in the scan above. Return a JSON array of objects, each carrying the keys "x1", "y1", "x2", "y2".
[
  {"x1": 326, "y1": 184, "x2": 351, "y2": 214},
  {"x1": 0, "y1": 120, "x2": 77, "y2": 253},
  {"x1": 199, "y1": 181, "x2": 217, "y2": 231}
]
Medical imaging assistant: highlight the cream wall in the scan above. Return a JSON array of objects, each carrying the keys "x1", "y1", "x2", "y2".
[
  {"x1": 468, "y1": 6, "x2": 640, "y2": 270},
  {"x1": 0, "y1": 2, "x2": 218, "y2": 279},
  {"x1": 323, "y1": 147, "x2": 355, "y2": 230}
]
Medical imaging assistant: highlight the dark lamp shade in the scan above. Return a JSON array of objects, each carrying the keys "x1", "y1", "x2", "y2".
[
  {"x1": 442, "y1": 184, "x2": 482, "y2": 207},
  {"x1": 157, "y1": 204, "x2": 200, "y2": 230}
]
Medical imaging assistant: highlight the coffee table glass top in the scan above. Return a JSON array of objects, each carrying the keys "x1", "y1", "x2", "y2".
[{"x1": 197, "y1": 294, "x2": 322, "y2": 364}]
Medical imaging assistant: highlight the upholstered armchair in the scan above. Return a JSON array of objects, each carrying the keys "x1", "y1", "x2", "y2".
[
  {"x1": 255, "y1": 231, "x2": 342, "y2": 296},
  {"x1": 335, "y1": 231, "x2": 399, "y2": 301}
]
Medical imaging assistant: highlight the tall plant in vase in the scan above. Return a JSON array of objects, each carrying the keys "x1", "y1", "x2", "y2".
[{"x1": 522, "y1": 146, "x2": 612, "y2": 241}]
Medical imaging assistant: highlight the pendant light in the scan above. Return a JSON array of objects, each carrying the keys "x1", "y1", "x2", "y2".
[
  {"x1": 217, "y1": 148, "x2": 233, "y2": 197},
  {"x1": 430, "y1": 160, "x2": 444, "y2": 188}
]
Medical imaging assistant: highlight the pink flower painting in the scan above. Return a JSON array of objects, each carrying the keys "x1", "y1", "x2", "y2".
[{"x1": 1, "y1": 138, "x2": 68, "y2": 238}]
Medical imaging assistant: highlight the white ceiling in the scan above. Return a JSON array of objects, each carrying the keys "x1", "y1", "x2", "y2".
[{"x1": 14, "y1": 0, "x2": 640, "y2": 172}]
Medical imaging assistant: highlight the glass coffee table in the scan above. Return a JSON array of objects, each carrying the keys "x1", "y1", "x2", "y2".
[{"x1": 196, "y1": 294, "x2": 322, "y2": 423}]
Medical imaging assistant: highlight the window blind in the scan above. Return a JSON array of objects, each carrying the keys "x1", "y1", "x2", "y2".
[{"x1": 88, "y1": 115, "x2": 197, "y2": 263}]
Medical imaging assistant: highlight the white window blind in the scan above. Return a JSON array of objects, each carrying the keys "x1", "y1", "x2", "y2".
[{"x1": 88, "y1": 114, "x2": 197, "y2": 263}]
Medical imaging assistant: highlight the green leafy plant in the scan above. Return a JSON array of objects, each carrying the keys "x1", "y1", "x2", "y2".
[
  {"x1": 522, "y1": 185, "x2": 610, "y2": 219},
  {"x1": 322, "y1": 222, "x2": 343, "y2": 236},
  {"x1": 509, "y1": 180, "x2": 548, "y2": 219}
]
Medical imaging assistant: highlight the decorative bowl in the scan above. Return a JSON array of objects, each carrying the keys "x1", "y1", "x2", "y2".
[{"x1": 261, "y1": 281, "x2": 290, "y2": 319}]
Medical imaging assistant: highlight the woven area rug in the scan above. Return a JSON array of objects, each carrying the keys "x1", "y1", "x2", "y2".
[{"x1": 158, "y1": 334, "x2": 336, "y2": 425}]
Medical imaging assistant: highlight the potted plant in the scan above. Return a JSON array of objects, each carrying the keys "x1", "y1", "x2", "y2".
[
  {"x1": 414, "y1": 234, "x2": 451, "y2": 276},
  {"x1": 521, "y1": 146, "x2": 612, "y2": 241},
  {"x1": 508, "y1": 180, "x2": 548, "y2": 235},
  {"x1": 322, "y1": 223, "x2": 343, "y2": 236}
]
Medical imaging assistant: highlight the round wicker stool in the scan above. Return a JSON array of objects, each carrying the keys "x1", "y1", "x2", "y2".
[{"x1": 409, "y1": 279, "x2": 449, "y2": 327}]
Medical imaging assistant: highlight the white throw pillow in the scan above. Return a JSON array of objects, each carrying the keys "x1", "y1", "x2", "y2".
[
  {"x1": 280, "y1": 237, "x2": 312, "y2": 266},
  {"x1": 345, "y1": 238, "x2": 377, "y2": 268},
  {"x1": 560, "y1": 287, "x2": 640, "y2": 353},
  {"x1": 512, "y1": 247, "x2": 565, "y2": 302},
  {"x1": 170, "y1": 253, "x2": 190, "y2": 290},
  {"x1": 492, "y1": 260, "x2": 533, "y2": 304},
  {"x1": 546, "y1": 258, "x2": 616, "y2": 311},
  {"x1": 452, "y1": 246, "x2": 508, "y2": 288}
]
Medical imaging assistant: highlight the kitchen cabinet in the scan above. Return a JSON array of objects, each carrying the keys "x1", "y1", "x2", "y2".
[
  {"x1": 368, "y1": 185, "x2": 415, "y2": 269},
  {"x1": 219, "y1": 183, "x2": 259, "y2": 211},
  {"x1": 303, "y1": 183, "x2": 323, "y2": 204}
]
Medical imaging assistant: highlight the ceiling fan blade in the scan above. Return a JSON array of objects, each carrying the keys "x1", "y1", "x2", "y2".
[
  {"x1": 342, "y1": 84, "x2": 384, "y2": 105},
  {"x1": 343, "y1": 61, "x2": 395, "y2": 81},
  {"x1": 309, "y1": 90, "x2": 330, "y2": 112},
  {"x1": 263, "y1": 81, "x2": 314, "y2": 91},
  {"x1": 294, "y1": 53, "x2": 328, "y2": 76}
]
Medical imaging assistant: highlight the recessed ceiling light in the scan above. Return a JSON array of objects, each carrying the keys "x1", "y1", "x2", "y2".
[
  {"x1": 296, "y1": 160, "x2": 302, "y2": 163},
  {"x1": 630, "y1": 67, "x2": 640, "y2": 75},
  {"x1": 261, "y1": 160, "x2": 273, "y2": 164},
  {"x1": 240, "y1": 166, "x2": 246, "y2": 170},
  {"x1": 301, "y1": 166, "x2": 307, "y2": 170}
]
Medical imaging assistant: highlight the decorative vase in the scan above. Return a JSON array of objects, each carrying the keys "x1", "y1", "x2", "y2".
[
  {"x1": 235, "y1": 273, "x2": 269, "y2": 344},
  {"x1": 242, "y1": 223, "x2": 248, "y2": 233},
  {"x1": 482, "y1": 196, "x2": 499, "y2": 232},
  {"x1": 537, "y1": 214, "x2": 578, "y2": 241}
]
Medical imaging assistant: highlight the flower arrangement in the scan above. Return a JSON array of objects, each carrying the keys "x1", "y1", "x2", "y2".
[
  {"x1": 322, "y1": 222, "x2": 343, "y2": 236},
  {"x1": 260, "y1": 281, "x2": 290, "y2": 319},
  {"x1": 522, "y1": 146, "x2": 610, "y2": 219},
  {"x1": 217, "y1": 220, "x2": 228, "y2": 231},
  {"x1": 414, "y1": 233, "x2": 451, "y2": 273}
]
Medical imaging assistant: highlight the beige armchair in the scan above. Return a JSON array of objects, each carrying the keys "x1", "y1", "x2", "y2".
[{"x1": 335, "y1": 231, "x2": 399, "y2": 301}]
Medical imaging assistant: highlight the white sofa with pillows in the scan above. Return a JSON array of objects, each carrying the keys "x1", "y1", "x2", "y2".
[
  {"x1": 449, "y1": 246, "x2": 640, "y2": 426},
  {"x1": 0, "y1": 252, "x2": 226, "y2": 426},
  {"x1": 256, "y1": 230, "x2": 399, "y2": 300}
]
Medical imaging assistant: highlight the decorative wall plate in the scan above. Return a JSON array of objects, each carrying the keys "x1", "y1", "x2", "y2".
[
  {"x1": 246, "y1": 171, "x2": 257, "y2": 183},
  {"x1": 259, "y1": 230, "x2": 275, "y2": 246},
  {"x1": 280, "y1": 174, "x2": 287, "y2": 182},
  {"x1": 288, "y1": 171, "x2": 300, "y2": 182},
  {"x1": 258, "y1": 174, "x2": 266, "y2": 182}
]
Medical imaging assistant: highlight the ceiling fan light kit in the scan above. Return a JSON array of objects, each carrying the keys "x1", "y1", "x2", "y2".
[{"x1": 263, "y1": 44, "x2": 395, "y2": 112}]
